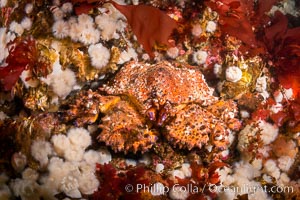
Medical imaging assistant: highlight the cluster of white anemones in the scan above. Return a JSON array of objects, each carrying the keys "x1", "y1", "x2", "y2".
[
  {"x1": 51, "y1": 1, "x2": 129, "y2": 70},
  {"x1": 0, "y1": 3, "x2": 78, "y2": 99},
  {"x1": 237, "y1": 120, "x2": 279, "y2": 158},
  {"x1": 7, "y1": 127, "x2": 113, "y2": 200},
  {"x1": 216, "y1": 118, "x2": 297, "y2": 200},
  {"x1": 217, "y1": 157, "x2": 296, "y2": 200},
  {"x1": 190, "y1": 18, "x2": 217, "y2": 67},
  {"x1": 0, "y1": 0, "x2": 128, "y2": 73},
  {"x1": 217, "y1": 161, "x2": 271, "y2": 200}
]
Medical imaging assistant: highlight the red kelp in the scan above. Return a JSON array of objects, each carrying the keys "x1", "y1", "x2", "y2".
[
  {"x1": 264, "y1": 11, "x2": 300, "y2": 97},
  {"x1": 70, "y1": 0, "x2": 178, "y2": 58},
  {"x1": 251, "y1": 96, "x2": 300, "y2": 128},
  {"x1": 250, "y1": 0, "x2": 280, "y2": 26},
  {"x1": 206, "y1": 0, "x2": 300, "y2": 127},
  {"x1": 109, "y1": 1, "x2": 178, "y2": 58},
  {"x1": 0, "y1": 37, "x2": 37, "y2": 91},
  {"x1": 205, "y1": 0, "x2": 257, "y2": 48},
  {"x1": 205, "y1": 0, "x2": 279, "y2": 53},
  {"x1": 93, "y1": 163, "x2": 150, "y2": 200},
  {"x1": 269, "y1": 100, "x2": 300, "y2": 128},
  {"x1": 171, "y1": 161, "x2": 226, "y2": 199},
  {"x1": 93, "y1": 163, "x2": 123, "y2": 200},
  {"x1": 264, "y1": 11, "x2": 288, "y2": 55},
  {"x1": 206, "y1": 0, "x2": 300, "y2": 95}
]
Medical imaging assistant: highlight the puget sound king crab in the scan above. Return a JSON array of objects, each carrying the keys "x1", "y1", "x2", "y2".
[{"x1": 66, "y1": 61, "x2": 241, "y2": 156}]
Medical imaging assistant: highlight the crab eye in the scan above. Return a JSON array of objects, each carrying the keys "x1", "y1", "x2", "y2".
[
  {"x1": 157, "y1": 103, "x2": 170, "y2": 126},
  {"x1": 147, "y1": 107, "x2": 157, "y2": 121},
  {"x1": 157, "y1": 111, "x2": 168, "y2": 126}
]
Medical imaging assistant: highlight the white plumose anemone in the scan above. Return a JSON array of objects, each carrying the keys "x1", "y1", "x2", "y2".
[
  {"x1": 256, "y1": 76, "x2": 268, "y2": 92},
  {"x1": 52, "y1": 20, "x2": 70, "y2": 39},
  {"x1": 118, "y1": 47, "x2": 138, "y2": 64},
  {"x1": 60, "y1": 175, "x2": 81, "y2": 198},
  {"x1": 277, "y1": 156, "x2": 294, "y2": 172},
  {"x1": 78, "y1": 27, "x2": 101, "y2": 45},
  {"x1": 51, "y1": 68, "x2": 76, "y2": 98},
  {"x1": 83, "y1": 150, "x2": 102, "y2": 165},
  {"x1": 169, "y1": 185, "x2": 190, "y2": 200},
  {"x1": 263, "y1": 159, "x2": 280, "y2": 179},
  {"x1": 213, "y1": 63, "x2": 222, "y2": 77},
  {"x1": 31, "y1": 140, "x2": 53, "y2": 166},
  {"x1": 225, "y1": 66, "x2": 243, "y2": 82},
  {"x1": 67, "y1": 127, "x2": 91, "y2": 149},
  {"x1": 151, "y1": 182, "x2": 166, "y2": 196},
  {"x1": 64, "y1": 146, "x2": 85, "y2": 162},
  {"x1": 25, "y1": 3, "x2": 33, "y2": 14},
  {"x1": 193, "y1": 50, "x2": 208, "y2": 65},
  {"x1": 11, "y1": 152, "x2": 27, "y2": 173},
  {"x1": 88, "y1": 43, "x2": 111, "y2": 69},
  {"x1": 98, "y1": 148, "x2": 112, "y2": 164},
  {"x1": 206, "y1": 21, "x2": 217, "y2": 33},
  {"x1": 9, "y1": 179, "x2": 40, "y2": 200},
  {"x1": 51, "y1": 134, "x2": 70, "y2": 156},
  {"x1": 0, "y1": 28, "x2": 16, "y2": 64},
  {"x1": 95, "y1": 14, "x2": 118, "y2": 40},
  {"x1": 167, "y1": 47, "x2": 179, "y2": 59},
  {"x1": 257, "y1": 120, "x2": 279, "y2": 145},
  {"x1": 0, "y1": 0, "x2": 7, "y2": 7},
  {"x1": 61, "y1": 2, "x2": 73, "y2": 13},
  {"x1": 77, "y1": 14, "x2": 94, "y2": 28},
  {"x1": 95, "y1": 3, "x2": 126, "y2": 40},
  {"x1": 9, "y1": 21, "x2": 24, "y2": 36},
  {"x1": 77, "y1": 173, "x2": 99, "y2": 195},
  {"x1": 52, "y1": 8, "x2": 64, "y2": 21},
  {"x1": 22, "y1": 168, "x2": 39, "y2": 181},
  {"x1": 41, "y1": 51, "x2": 77, "y2": 98},
  {"x1": 170, "y1": 170, "x2": 185, "y2": 179},
  {"x1": 155, "y1": 163, "x2": 164, "y2": 173},
  {"x1": 191, "y1": 23, "x2": 202, "y2": 37},
  {"x1": 21, "y1": 17, "x2": 32, "y2": 30}
]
